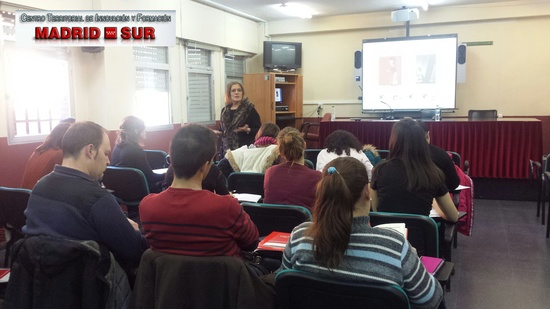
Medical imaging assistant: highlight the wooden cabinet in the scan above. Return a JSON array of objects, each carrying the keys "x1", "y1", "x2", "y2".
[{"x1": 243, "y1": 73, "x2": 303, "y2": 129}]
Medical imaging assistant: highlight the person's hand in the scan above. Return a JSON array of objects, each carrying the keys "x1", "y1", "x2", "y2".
[
  {"x1": 235, "y1": 124, "x2": 250, "y2": 133},
  {"x1": 127, "y1": 218, "x2": 140, "y2": 231},
  {"x1": 212, "y1": 129, "x2": 222, "y2": 135}
]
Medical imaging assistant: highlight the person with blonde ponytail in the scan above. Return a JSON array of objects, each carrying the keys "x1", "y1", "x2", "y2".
[
  {"x1": 263, "y1": 127, "x2": 321, "y2": 210},
  {"x1": 281, "y1": 157, "x2": 444, "y2": 309}
]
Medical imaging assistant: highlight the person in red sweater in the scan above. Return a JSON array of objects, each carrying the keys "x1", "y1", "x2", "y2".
[
  {"x1": 139, "y1": 123, "x2": 259, "y2": 257},
  {"x1": 263, "y1": 127, "x2": 322, "y2": 211}
]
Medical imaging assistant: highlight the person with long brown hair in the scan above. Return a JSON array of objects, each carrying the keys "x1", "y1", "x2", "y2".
[
  {"x1": 263, "y1": 127, "x2": 321, "y2": 210},
  {"x1": 370, "y1": 118, "x2": 458, "y2": 222},
  {"x1": 21, "y1": 122, "x2": 72, "y2": 189},
  {"x1": 217, "y1": 81, "x2": 262, "y2": 155},
  {"x1": 281, "y1": 157, "x2": 444, "y2": 308}
]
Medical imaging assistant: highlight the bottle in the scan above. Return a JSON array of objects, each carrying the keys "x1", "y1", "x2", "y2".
[
  {"x1": 331, "y1": 106, "x2": 336, "y2": 121},
  {"x1": 434, "y1": 105, "x2": 441, "y2": 121}
]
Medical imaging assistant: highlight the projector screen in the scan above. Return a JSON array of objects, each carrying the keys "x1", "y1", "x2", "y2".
[{"x1": 361, "y1": 34, "x2": 458, "y2": 112}]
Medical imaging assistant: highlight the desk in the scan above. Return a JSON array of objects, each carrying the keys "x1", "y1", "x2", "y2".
[{"x1": 319, "y1": 118, "x2": 543, "y2": 179}]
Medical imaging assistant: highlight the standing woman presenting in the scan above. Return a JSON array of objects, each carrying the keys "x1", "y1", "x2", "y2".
[{"x1": 218, "y1": 81, "x2": 261, "y2": 155}]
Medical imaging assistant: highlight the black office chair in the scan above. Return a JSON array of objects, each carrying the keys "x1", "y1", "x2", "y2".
[
  {"x1": 447, "y1": 151, "x2": 470, "y2": 175},
  {"x1": 0, "y1": 187, "x2": 30, "y2": 267},
  {"x1": 468, "y1": 109, "x2": 497, "y2": 121},
  {"x1": 240, "y1": 202, "x2": 312, "y2": 237},
  {"x1": 101, "y1": 166, "x2": 150, "y2": 207},
  {"x1": 275, "y1": 269, "x2": 410, "y2": 309},
  {"x1": 227, "y1": 172, "x2": 265, "y2": 197},
  {"x1": 529, "y1": 159, "x2": 543, "y2": 221},
  {"x1": 369, "y1": 212, "x2": 439, "y2": 258},
  {"x1": 144, "y1": 149, "x2": 169, "y2": 170},
  {"x1": 304, "y1": 149, "x2": 321, "y2": 169},
  {"x1": 540, "y1": 155, "x2": 550, "y2": 226},
  {"x1": 300, "y1": 113, "x2": 332, "y2": 149}
]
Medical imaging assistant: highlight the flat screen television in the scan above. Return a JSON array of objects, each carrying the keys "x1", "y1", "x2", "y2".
[
  {"x1": 263, "y1": 41, "x2": 302, "y2": 71},
  {"x1": 275, "y1": 88, "x2": 282, "y2": 103},
  {"x1": 361, "y1": 34, "x2": 458, "y2": 113}
]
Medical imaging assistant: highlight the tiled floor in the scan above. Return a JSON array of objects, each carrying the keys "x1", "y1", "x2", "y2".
[{"x1": 444, "y1": 199, "x2": 550, "y2": 309}]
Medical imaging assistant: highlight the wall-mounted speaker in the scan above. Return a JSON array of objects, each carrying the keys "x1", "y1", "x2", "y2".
[
  {"x1": 354, "y1": 50, "x2": 362, "y2": 86},
  {"x1": 457, "y1": 43, "x2": 467, "y2": 83}
]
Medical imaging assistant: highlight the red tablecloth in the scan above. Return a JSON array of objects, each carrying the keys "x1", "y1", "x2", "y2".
[{"x1": 319, "y1": 118, "x2": 542, "y2": 179}]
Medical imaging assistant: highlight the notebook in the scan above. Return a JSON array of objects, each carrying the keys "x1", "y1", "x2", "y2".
[
  {"x1": 374, "y1": 223, "x2": 408, "y2": 238},
  {"x1": 420, "y1": 256, "x2": 444, "y2": 274},
  {"x1": 256, "y1": 231, "x2": 290, "y2": 252}
]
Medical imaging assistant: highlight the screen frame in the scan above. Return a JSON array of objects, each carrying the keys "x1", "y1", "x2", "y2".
[
  {"x1": 361, "y1": 34, "x2": 458, "y2": 113},
  {"x1": 263, "y1": 41, "x2": 302, "y2": 70}
]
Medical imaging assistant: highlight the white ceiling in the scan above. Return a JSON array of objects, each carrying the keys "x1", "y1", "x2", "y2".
[{"x1": 194, "y1": 0, "x2": 519, "y2": 21}]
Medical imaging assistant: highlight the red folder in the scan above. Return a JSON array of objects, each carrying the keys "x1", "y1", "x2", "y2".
[
  {"x1": 420, "y1": 256, "x2": 444, "y2": 274},
  {"x1": 256, "y1": 231, "x2": 290, "y2": 252},
  {"x1": 0, "y1": 268, "x2": 10, "y2": 280}
]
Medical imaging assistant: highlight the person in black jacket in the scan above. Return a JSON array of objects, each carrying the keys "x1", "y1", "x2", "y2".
[{"x1": 111, "y1": 116, "x2": 164, "y2": 193}]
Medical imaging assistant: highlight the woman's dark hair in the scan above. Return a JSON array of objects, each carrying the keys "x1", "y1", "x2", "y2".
[
  {"x1": 225, "y1": 81, "x2": 246, "y2": 105},
  {"x1": 116, "y1": 116, "x2": 145, "y2": 145},
  {"x1": 170, "y1": 124, "x2": 217, "y2": 179},
  {"x1": 307, "y1": 157, "x2": 369, "y2": 269},
  {"x1": 36, "y1": 122, "x2": 72, "y2": 154},
  {"x1": 255, "y1": 122, "x2": 280, "y2": 140},
  {"x1": 385, "y1": 117, "x2": 444, "y2": 191},
  {"x1": 323, "y1": 130, "x2": 363, "y2": 156},
  {"x1": 277, "y1": 127, "x2": 305, "y2": 163}
]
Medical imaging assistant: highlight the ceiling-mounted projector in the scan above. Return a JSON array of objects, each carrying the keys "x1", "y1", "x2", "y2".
[{"x1": 391, "y1": 7, "x2": 419, "y2": 22}]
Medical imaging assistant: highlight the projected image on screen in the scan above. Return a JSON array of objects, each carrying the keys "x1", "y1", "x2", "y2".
[
  {"x1": 361, "y1": 34, "x2": 457, "y2": 112},
  {"x1": 379, "y1": 57, "x2": 401, "y2": 86},
  {"x1": 416, "y1": 54, "x2": 436, "y2": 84}
]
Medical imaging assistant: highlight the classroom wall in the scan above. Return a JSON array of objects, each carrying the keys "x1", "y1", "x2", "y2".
[{"x1": 247, "y1": 1, "x2": 550, "y2": 120}]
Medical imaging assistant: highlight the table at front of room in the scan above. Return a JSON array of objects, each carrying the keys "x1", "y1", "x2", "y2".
[{"x1": 318, "y1": 118, "x2": 543, "y2": 179}]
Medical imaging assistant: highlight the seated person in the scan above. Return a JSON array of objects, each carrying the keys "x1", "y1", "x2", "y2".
[
  {"x1": 263, "y1": 127, "x2": 322, "y2": 210},
  {"x1": 370, "y1": 118, "x2": 458, "y2": 222},
  {"x1": 23, "y1": 121, "x2": 148, "y2": 268},
  {"x1": 218, "y1": 122, "x2": 280, "y2": 179},
  {"x1": 139, "y1": 124, "x2": 259, "y2": 257},
  {"x1": 111, "y1": 116, "x2": 164, "y2": 193},
  {"x1": 316, "y1": 130, "x2": 374, "y2": 180},
  {"x1": 417, "y1": 120, "x2": 460, "y2": 191},
  {"x1": 162, "y1": 163, "x2": 229, "y2": 195},
  {"x1": 281, "y1": 157, "x2": 444, "y2": 309},
  {"x1": 21, "y1": 122, "x2": 72, "y2": 189}
]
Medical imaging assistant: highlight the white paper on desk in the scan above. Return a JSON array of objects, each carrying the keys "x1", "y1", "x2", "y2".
[
  {"x1": 454, "y1": 185, "x2": 470, "y2": 190},
  {"x1": 233, "y1": 193, "x2": 261, "y2": 202}
]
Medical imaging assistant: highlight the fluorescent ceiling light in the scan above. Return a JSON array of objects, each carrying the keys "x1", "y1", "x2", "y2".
[{"x1": 275, "y1": 2, "x2": 315, "y2": 19}]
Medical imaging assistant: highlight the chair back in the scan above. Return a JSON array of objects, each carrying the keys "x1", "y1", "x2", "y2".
[
  {"x1": 468, "y1": 109, "x2": 497, "y2": 121},
  {"x1": 275, "y1": 269, "x2": 410, "y2": 309},
  {"x1": 0, "y1": 187, "x2": 30, "y2": 267},
  {"x1": 370, "y1": 212, "x2": 439, "y2": 257},
  {"x1": 241, "y1": 202, "x2": 312, "y2": 237},
  {"x1": 304, "y1": 149, "x2": 321, "y2": 168},
  {"x1": 447, "y1": 151, "x2": 462, "y2": 168},
  {"x1": 144, "y1": 149, "x2": 169, "y2": 170},
  {"x1": 304, "y1": 159, "x2": 315, "y2": 169},
  {"x1": 133, "y1": 249, "x2": 273, "y2": 309},
  {"x1": 101, "y1": 166, "x2": 150, "y2": 206},
  {"x1": 227, "y1": 172, "x2": 264, "y2": 196}
]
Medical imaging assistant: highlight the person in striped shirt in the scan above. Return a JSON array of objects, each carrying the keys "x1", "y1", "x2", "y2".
[
  {"x1": 281, "y1": 157, "x2": 444, "y2": 309},
  {"x1": 140, "y1": 124, "x2": 259, "y2": 257}
]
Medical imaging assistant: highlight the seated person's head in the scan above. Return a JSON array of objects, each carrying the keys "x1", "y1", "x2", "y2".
[
  {"x1": 255, "y1": 122, "x2": 280, "y2": 141},
  {"x1": 170, "y1": 124, "x2": 217, "y2": 180},
  {"x1": 324, "y1": 130, "x2": 362, "y2": 156},
  {"x1": 310, "y1": 157, "x2": 370, "y2": 268},
  {"x1": 277, "y1": 127, "x2": 305, "y2": 163},
  {"x1": 118, "y1": 116, "x2": 146, "y2": 145},
  {"x1": 415, "y1": 119, "x2": 430, "y2": 143},
  {"x1": 61, "y1": 121, "x2": 111, "y2": 180},
  {"x1": 388, "y1": 117, "x2": 429, "y2": 159},
  {"x1": 37, "y1": 122, "x2": 72, "y2": 153}
]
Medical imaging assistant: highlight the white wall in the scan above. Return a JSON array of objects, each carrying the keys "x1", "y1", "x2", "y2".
[{"x1": 251, "y1": 0, "x2": 550, "y2": 119}]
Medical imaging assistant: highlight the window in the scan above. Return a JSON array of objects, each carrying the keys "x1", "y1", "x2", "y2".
[
  {"x1": 186, "y1": 44, "x2": 214, "y2": 123},
  {"x1": 133, "y1": 46, "x2": 171, "y2": 127},
  {"x1": 225, "y1": 53, "x2": 246, "y2": 86},
  {"x1": 2, "y1": 10, "x2": 72, "y2": 144}
]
